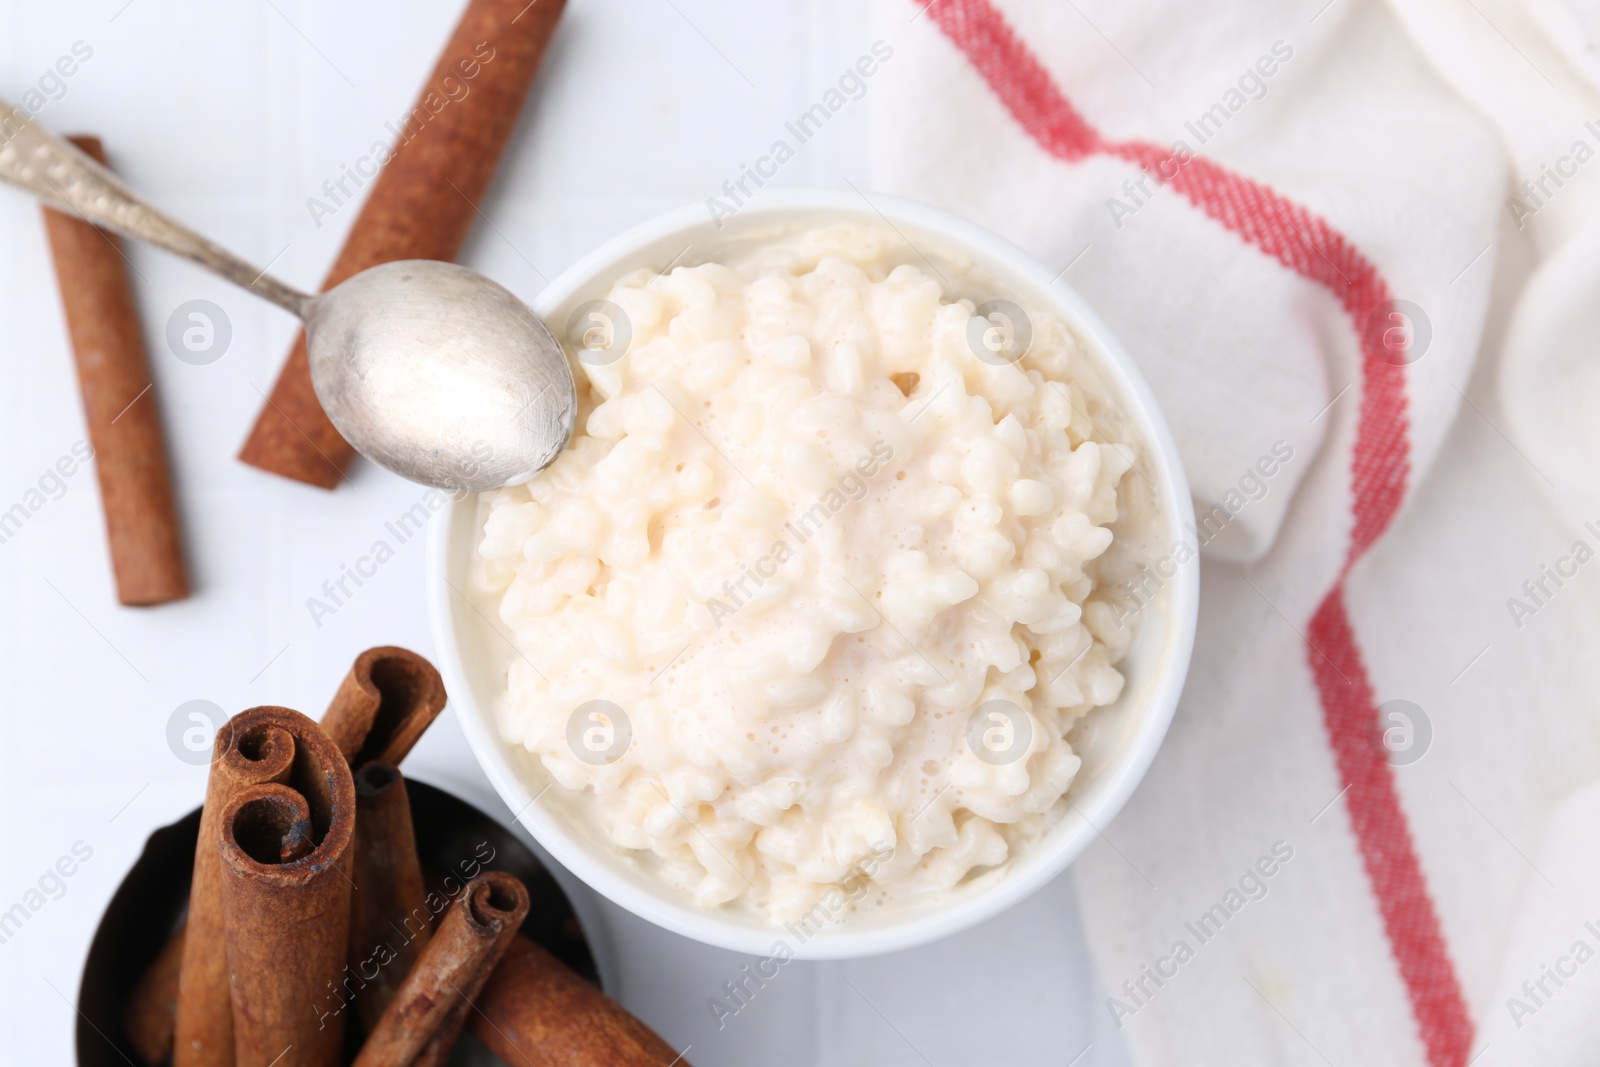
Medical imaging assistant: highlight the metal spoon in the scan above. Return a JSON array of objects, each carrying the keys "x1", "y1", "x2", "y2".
[{"x1": 0, "y1": 102, "x2": 576, "y2": 492}]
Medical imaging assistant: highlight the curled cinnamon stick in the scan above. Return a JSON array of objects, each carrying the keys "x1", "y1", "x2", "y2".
[
  {"x1": 348, "y1": 764, "x2": 432, "y2": 1034},
  {"x1": 173, "y1": 707, "x2": 351, "y2": 1067},
  {"x1": 219, "y1": 774, "x2": 356, "y2": 1067},
  {"x1": 352, "y1": 871, "x2": 529, "y2": 1067},
  {"x1": 128, "y1": 648, "x2": 448, "y2": 1063},
  {"x1": 320, "y1": 646, "x2": 448, "y2": 767},
  {"x1": 41, "y1": 135, "x2": 189, "y2": 605},
  {"x1": 473, "y1": 935, "x2": 688, "y2": 1066},
  {"x1": 173, "y1": 709, "x2": 297, "y2": 1067},
  {"x1": 237, "y1": 0, "x2": 569, "y2": 487}
]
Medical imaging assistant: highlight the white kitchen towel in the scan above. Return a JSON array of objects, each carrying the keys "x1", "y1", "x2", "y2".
[{"x1": 870, "y1": 0, "x2": 1600, "y2": 1063}]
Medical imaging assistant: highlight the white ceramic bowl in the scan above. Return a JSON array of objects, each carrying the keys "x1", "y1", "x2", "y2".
[{"x1": 427, "y1": 188, "x2": 1198, "y2": 958}]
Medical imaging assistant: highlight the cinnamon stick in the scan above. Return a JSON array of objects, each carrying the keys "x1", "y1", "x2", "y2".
[
  {"x1": 237, "y1": 0, "x2": 569, "y2": 487},
  {"x1": 41, "y1": 135, "x2": 189, "y2": 604},
  {"x1": 473, "y1": 935, "x2": 688, "y2": 1066},
  {"x1": 219, "y1": 774, "x2": 356, "y2": 1067},
  {"x1": 173, "y1": 709, "x2": 297, "y2": 1067},
  {"x1": 320, "y1": 646, "x2": 448, "y2": 767},
  {"x1": 348, "y1": 764, "x2": 431, "y2": 1034},
  {"x1": 172, "y1": 707, "x2": 350, "y2": 1067},
  {"x1": 122, "y1": 920, "x2": 185, "y2": 1065},
  {"x1": 352, "y1": 871, "x2": 529, "y2": 1067},
  {"x1": 127, "y1": 648, "x2": 448, "y2": 1062}
]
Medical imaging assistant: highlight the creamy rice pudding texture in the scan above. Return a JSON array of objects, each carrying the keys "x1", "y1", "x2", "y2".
[{"x1": 470, "y1": 223, "x2": 1150, "y2": 923}]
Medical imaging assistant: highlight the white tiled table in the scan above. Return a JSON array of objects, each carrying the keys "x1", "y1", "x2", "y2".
[{"x1": 0, "y1": 3, "x2": 1130, "y2": 1063}]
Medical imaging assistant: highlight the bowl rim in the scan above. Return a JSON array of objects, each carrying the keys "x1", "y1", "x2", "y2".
[{"x1": 427, "y1": 187, "x2": 1198, "y2": 958}]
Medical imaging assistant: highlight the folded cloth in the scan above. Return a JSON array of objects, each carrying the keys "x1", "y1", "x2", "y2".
[{"x1": 871, "y1": 0, "x2": 1600, "y2": 1063}]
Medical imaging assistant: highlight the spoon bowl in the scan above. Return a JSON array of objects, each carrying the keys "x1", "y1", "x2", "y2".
[{"x1": 308, "y1": 261, "x2": 576, "y2": 491}]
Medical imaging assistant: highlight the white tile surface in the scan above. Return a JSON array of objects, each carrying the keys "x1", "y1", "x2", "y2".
[{"x1": 0, "y1": 2, "x2": 1130, "y2": 1063}]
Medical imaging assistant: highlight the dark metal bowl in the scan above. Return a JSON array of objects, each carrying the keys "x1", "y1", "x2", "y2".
[{"x1": 76, "y1": 777, "x2": 598, "y2": 1066}]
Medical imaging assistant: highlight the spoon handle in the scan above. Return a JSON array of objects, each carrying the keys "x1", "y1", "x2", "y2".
[{"x1": 0, "y1": 102, "x2": 313, "y2": 319}]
